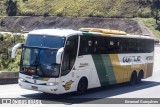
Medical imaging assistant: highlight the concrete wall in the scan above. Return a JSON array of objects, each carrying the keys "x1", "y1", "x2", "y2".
[{"x1": 0, "y1": 72, "x2": 18, "y2": 85}]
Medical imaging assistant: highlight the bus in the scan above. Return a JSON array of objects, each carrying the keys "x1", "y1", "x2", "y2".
[{"x1": 11, "y1": 28, "x2": 154, "y2": 94}]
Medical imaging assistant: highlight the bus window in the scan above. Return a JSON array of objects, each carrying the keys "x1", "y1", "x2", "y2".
[
  {"x1": 79, "y1": 36, "x2": 93, "y2": 56},
  {"x1": 127, "y1": 38, "x2": 137, "y2": 53},
  {"x1": 146, "y1": 39, "x2": 154, "y2": 52},
  {"x1": 93, "y1": 36, "x2": 106, "y2": 54},
  {"x1": 61, "y1": 36, "x2": 78, "y2": 76},
  {"x1": 107, "y1": 38, "x2": 118, "y2": 54}
]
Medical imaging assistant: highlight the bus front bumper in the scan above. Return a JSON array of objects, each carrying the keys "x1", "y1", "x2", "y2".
[{"x1": 18, "y1": 80, "x2": 59, "y2": 94}]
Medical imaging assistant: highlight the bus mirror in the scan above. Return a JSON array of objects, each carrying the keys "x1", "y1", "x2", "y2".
[
  {"x1": 11, "y1": 43, "x2": 23, "y2": 58},
  {"x1": 56, "y1": 47, "x2": 64, "y2": 64},
  {"x1": 56, "y1": 48, "x2": 64, "y2": 64}
]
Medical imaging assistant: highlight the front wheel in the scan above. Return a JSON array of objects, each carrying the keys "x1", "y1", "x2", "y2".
[{"x1": 77, "y1": 77, "x2": 88, "y2": 94}]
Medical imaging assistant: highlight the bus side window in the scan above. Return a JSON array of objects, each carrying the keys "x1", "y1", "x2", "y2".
[
  {"x1": 127, "y1": 39, "x2": 136, "y2": 53},
  {"x1": 107, "y1": 38, "x2": 118, "y2": 54},
  {"x1": 93, "y1": 36, "x2": 106, "y2": 54},
  {"x1": 117, "y1": 38, "x2": 122, "y2": 53},
  {"x1": 79, "y1": 36, "x2": 93, "y2": 56},
  {"x1": 147, "y1": 39, "x2": 154, "y2": 52}
]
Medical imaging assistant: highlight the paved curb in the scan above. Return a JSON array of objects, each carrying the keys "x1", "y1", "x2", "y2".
[{"x1": 0, "y1": 72, "x2": 18, "y2": 85}]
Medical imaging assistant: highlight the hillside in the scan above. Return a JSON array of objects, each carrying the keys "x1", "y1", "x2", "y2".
[
  {"x1": 0, "y1": 17, "x2": 149, "y2": 35},
  {"x1": 0, "y1": 16, "x2": 160, "y2": 38},
  {"x1": 0, "y1": 0, "x2": 153, "y2": 18}
]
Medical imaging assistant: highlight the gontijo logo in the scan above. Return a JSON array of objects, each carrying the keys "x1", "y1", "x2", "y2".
[
  {"x1": 63, "y1": 80, "x2": 74, "y2": 90},
  {"x1": 123, "y1": 56, "x2": 141, "y2": 63}
]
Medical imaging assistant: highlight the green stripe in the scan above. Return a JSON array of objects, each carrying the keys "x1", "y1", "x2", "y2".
[
  {"x1": 92, "y1": 54, "x2": 109, "y2": 86},
  {"x1": 101, "y1": 55, "x2": 116, "y2": 84}
]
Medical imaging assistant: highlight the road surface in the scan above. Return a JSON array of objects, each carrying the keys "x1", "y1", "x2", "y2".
[{"x1": 0, "y1": 46, "x2": 160, "y2": 105}]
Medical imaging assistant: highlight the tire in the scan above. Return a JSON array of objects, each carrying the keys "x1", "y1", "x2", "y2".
[
  {"x1": 130, "y1": 72, "x2": 137, "y2": 85},
  {"x1": 77, "y1": 77, "x2": 88, "y2": 94},
  {"x1": 137, "y1": 70, "x2": 144, "y2": 83}
]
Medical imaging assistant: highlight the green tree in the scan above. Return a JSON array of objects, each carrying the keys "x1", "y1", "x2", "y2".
[
  {"x1": 6, "y1": 0, "x2": 17, "y2": 16},
  {"x1": 152, "y1": 0, "x2": 160, "y2": 24}
]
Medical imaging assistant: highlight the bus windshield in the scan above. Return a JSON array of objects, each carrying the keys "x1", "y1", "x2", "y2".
[
  {"x1": 21, "y1": 35, "x2": 66, "y2": 77},
  {"x1": 25, "y1": 35, "x2": 65, "y2": 49},
  {"x1": 21, "y1": 48, "x2": 59, "y2": 77}
]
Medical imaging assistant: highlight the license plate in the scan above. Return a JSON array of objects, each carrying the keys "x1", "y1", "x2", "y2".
[{"x1": 31, "y1": 86, "x2": 38, "y2": 90}]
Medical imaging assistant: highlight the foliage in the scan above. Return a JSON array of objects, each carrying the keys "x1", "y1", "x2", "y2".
[
  {"x1": 0, "y1": 34, "x2": 25, "y2": 71},
  {"x1": 0, "y1": 0, "x2": 153, "y2": 18},
  {"x1": 137, "y1": 7, "x2": 152, "y2": 18},
  {"x1": 0, "y1": 0, "x2": 7, "y2": 16},
  {"x1": 151, "y1": 0, "x2": 160, "y2": 25},
  {"x1": 134, "y1": 18, "x2": 160, "y2": 38},
  {"x1": 6, "y1": 0, "x2": 17, "y2": 16}
]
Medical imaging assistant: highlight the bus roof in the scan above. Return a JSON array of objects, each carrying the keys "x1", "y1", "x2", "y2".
[
  {"x1": 28, "y1": 28, "x2": 154, "y2": 40},
  {"x1": 80, "y1": 28, "x2": 154, "y2": 40},
  {"x1": 28, "y1": 29, "x2": 82, "y2": 37}
]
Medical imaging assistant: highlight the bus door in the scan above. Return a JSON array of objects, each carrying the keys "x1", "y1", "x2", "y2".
[{"x1": 59, "y1": 35, "x2": 79, "y2": 92}]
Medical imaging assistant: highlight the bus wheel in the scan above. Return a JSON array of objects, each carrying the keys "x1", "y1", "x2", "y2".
[
  {"x1": 137, "y1": 70, "x2": 144, "y2": 83},
  {"x1": 130, "y1": 71, "x2": 137, "y2": 85},
  {"x1": 77, "y1": 77, "x2": 88, "y2": 94}
]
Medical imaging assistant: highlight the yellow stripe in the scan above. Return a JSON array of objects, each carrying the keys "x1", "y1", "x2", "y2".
[{"x1": 109, "y1": 54, "x2": 125, "y2": 83}]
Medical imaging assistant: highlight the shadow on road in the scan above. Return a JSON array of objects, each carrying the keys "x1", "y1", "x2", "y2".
[{"x1": 21, "y1": 80, "x2": 160, "y2": 104}]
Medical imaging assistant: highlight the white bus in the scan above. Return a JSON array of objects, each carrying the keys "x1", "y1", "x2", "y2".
[{"x1": 11, "y1": 28, "x2": 154, "y2": 94}]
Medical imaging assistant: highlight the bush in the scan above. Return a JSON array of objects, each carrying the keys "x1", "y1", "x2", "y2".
[
  {"x1": 137, "y1": 7, "x2": 152, "y2": 18},
  {"x1": 6, "y1": 0, "x2": 17, "y2": 16},
  {"x1": 18, "y1": 9, "x2": 35, "y2": 16},
  {"x1": 0, "y1": 34, "x2": 25, "y2": 71}
]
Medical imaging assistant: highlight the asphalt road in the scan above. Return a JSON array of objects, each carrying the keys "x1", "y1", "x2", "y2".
[{"x1": 0, "y1": 46, "x2": 160, "y2": 105}]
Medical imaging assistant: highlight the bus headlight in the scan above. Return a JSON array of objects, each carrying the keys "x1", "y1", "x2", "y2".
[
  {"x1": 19, "y1": 78, "x2": 26, "y2": 82},
  {"x1": 46, "y1": 82, "x2": 58, "y2": 86}
]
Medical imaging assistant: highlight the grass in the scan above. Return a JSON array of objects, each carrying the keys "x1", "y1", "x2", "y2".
[{"x1": 134, "y1": 18, "x2": 160, "y2": 39}]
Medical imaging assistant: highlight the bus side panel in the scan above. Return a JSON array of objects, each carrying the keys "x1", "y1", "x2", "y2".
[
  {"x1": 144, "y1": 63, "x2": 153, "y2": 78},
  {"x1": 92, "y1": 54, "x2": 118, "y2": 86},
  {"x1": 116, "y1": 53, "x2": 154, "y2": 80},
  {"x1": 58, "y1": 70, "x2": 78, "y2": 94},
  {"x1": 109, "y1": 54, "x2": 131, "y2": 83},
  {"x1": 75, "y1": 55, "x2": 101, "y2": 89},
  {"x1": 144, "y1": 52, "x2": 154, "y2": 78}
]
